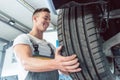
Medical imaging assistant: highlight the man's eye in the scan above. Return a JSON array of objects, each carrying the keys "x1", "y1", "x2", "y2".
[
  {"x1": 44, "y1": 18, "x2": 48, "y2": 20},
  {"x1": 44, "y1": 17, "x2": 50, "y2": 21}
]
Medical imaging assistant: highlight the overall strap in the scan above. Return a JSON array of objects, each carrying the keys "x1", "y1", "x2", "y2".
[
  {"x1": 29, "y1": 39, "x2": 39, "y2": 56},
  {"x1": 27, "y1": 34, "x2": 40, "y2": 56},
  {"x1": 27, "y1": 34, "x2": 54, "y2": 57},
  {"x1": 47, "y1": 43, "x2": 54, "y2": 58}
]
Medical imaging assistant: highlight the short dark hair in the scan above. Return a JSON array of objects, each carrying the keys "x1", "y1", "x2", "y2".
[{"x1": 33, "y1": 8, "x2": 50, "y2": 16}]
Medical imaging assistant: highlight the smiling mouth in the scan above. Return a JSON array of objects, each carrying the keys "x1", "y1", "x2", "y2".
[
  {"x1": 44, "y1": 23, "x2": 49, "y2": 27},
  {"x1": 43, "y1": 23, "x2": 48, "y2": 29}
]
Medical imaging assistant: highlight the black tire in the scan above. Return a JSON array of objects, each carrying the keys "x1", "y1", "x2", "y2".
[{"x1": 57, "y1": 4, "x2": 116, "y2": 80}]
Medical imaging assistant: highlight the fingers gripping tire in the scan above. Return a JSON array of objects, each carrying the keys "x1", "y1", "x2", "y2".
[{"x1": 57, "y1": 5, "x2": 115, "y2": 80}]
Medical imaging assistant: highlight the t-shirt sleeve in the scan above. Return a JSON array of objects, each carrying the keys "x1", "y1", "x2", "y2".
[{"x1": 13, "y1": 34, "x2": 31, "y2": 47}]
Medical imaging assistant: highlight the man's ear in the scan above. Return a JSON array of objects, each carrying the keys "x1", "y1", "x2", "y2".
[{"x1": 32, "y1": 16, "x2": 37, "y2": 22}]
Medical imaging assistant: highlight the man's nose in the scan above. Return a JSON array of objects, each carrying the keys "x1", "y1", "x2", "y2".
[{"x1": 47, "y1": 19, "x2": 50, "y2": 23}]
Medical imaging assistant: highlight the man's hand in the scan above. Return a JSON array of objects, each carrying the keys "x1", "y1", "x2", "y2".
[{"x1": 54, "y1": 46, "x2": 81, "y2": 73}]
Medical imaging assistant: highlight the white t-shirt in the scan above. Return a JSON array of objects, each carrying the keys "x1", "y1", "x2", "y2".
[{"x1": 13, "y1": 34, "x2": 56, "y2": 80}]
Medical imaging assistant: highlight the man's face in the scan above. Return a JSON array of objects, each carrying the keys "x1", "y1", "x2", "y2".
[{"x1": 33, "y1": 11, "x2": 50, "y2": 32}]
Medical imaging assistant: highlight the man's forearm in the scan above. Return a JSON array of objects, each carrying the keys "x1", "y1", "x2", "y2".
[{"x1": 21, "y1": 57, "x2": 58, "y2": 72}]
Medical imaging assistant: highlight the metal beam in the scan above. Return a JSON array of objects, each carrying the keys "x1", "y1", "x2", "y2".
[
  {"x1": 0, "y1": 10, "x2": 30, "y2": 33},
  {"x1": 0, "y1": 44, "x2": 7, "y2": 77},
  {"x1": 0, "y1": 38, "x2": 9, "y2": 43},
  {"x1": 0, "y1": 18, "x2": 28, "y2": 33}
]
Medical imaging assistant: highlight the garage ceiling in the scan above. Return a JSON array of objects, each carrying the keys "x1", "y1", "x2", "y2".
[{"x1": 0, "y1": 0, "x2": 58, "y2": 45}]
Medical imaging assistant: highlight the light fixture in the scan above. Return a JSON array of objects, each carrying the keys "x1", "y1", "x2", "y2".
[{"x1": 8, "y1": 19, "x2": 15, "y2": 25}]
